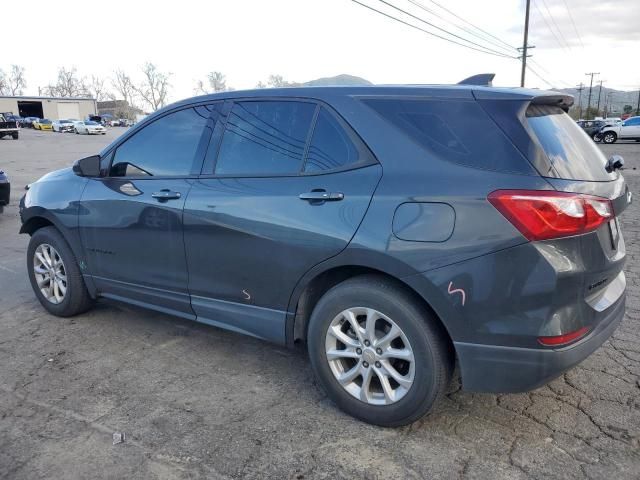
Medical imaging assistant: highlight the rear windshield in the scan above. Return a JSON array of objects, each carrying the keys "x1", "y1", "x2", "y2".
[
  {"x1": 526, "y1": 105, "x2": 614, "y2": 181},
  {"x1": 363, "y1": 98, "x2": 531, "y2": 173}
]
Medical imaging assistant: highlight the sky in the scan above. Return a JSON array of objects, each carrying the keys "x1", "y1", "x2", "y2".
[{"x1": 8, "y1": 0, "x2": 640, "y2": 104}]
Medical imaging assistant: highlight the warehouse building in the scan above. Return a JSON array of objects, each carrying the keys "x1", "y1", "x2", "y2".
[{"x1": 0, "y1": 95, "x2": 97, "y2": 120}]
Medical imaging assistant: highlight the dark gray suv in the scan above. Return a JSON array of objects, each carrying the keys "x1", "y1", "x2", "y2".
[{"x1": 20, "y1": 83, "x2": 630, "y2": 426}]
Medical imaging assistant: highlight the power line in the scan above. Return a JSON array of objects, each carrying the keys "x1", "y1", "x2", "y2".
[
  {"x1": 560, "y1": 0, "x2": 584, "y2": 48},
  {"x1": 528, "y1": 59, "x2": 573, "y2": 88},
  {"x1": 532, "y1": 0, "x2": 570, "y2": 51},
  {"x1": 406, "y1": 0, "x2": 517, "y2": 56},
  {"x1": 350, "y1": 0, "x2": 518, "y2": 58},
  {"x1": 423, "y1": 0, "x2": 517, "y2": 51},
  {"x1": 526, "y1": 64, "x2": 555, "y2": 89},
  {"x1": 373, "y1": 0, "x2": 518, "y2": 58},
  {"x1": 538, "y1": 0, "x2": 572, "y2": 50}
]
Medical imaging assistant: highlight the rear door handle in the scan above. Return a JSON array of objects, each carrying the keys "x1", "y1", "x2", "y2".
[
  {"x1": 152, "y1": 190, "x2": 181, "y2": 201},
  {"x1": 299, "y1": 191, "x2": 344, "y2": 202}
]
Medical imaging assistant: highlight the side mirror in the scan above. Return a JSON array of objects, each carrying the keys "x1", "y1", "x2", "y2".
[
  {"x1": 605, "y1": 155, "x2": 624, "y2": 173},
  {"x1": 72, "y1": 155, "x2": 101, "y2": 177}
]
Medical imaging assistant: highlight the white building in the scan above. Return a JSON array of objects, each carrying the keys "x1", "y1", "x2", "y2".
[{"x1": 0, "y1": 95, "x2": 97, "y2": 120}]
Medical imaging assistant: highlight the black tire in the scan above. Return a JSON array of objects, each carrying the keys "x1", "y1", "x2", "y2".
[
  {"x1": 602, "y1": 131, "x2": 617, "y2": 144},
  {"x1": 12, "y1": 133, "x2": 18, "y2": 139},
  {"x1": 75, "y1": 128, "x2": 79, "y2": 134},
  {"x1": 307, "y1": 275, "x2": 453, "y2": 427},
  {"x1": 27, "y1": 226, "x2": 94, "y2": 317},
  {"x1": 592, "y1": 133, "x2": 602, "y2": 143}
]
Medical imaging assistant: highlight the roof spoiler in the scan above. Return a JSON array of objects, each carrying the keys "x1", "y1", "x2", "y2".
[
  {"x1": 458, "y1": 73, "x2": 495, "y2": 86},
  {"x1": 530, "y1": 94, "x2": 574, "y2": 112}
]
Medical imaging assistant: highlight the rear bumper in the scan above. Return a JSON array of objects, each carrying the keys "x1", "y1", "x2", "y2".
[{"x1": 455, "y1": 293, "x2": 625, "y2": 393}]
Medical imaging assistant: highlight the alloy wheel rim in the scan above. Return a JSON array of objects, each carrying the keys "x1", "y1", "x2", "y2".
[
  {"x1": 325, "y1": 307, "x2": 415, "y2": 405},
  {"x1": 33, "y1": 244, "x2": 67, "y2": 304}
]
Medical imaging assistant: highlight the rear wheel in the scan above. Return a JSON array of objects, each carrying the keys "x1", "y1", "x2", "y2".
[
  {"x1": 12, "y1": 132, "x2": 18, "y2": 139},
  {"x1": 307, "y1": 275, "x2": 452, "y2": 427},
  {"x1": 592, "y1": 132, "x2": 602, "y2": 142},
  {"x1": 602, "y1": 131, "x2": 617, "y2": 144},
  {"x1": 27, "y1": 227, "x2": 94, "y2": 317}
]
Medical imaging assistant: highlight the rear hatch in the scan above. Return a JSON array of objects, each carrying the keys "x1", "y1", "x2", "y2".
[{"x1": 479, "y1": 92, "x2": 629, "y2": 320}]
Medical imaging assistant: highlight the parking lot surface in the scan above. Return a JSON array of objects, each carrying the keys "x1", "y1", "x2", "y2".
[{"x1": 1, "y1": 129, "x2": 639, "y2": 479}]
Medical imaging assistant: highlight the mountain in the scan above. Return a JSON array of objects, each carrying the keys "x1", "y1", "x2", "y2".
[
  {"x1": 303, "y1": 74, "x2": 372, "y2": 87},
  {"x1": 555, "y1": 86, "x2": 639, "y2": 117}
]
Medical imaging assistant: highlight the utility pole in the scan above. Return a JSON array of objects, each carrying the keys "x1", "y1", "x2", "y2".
[
  {"x1": 576, "y1": 83, "x2": 585, "y2": 119},
  {"x1": 585, "y1": 72, "x2": 599, "y2": 120},
  {"x1": 596, "y1": 80, "x2": 605, "y2": 117},
  {"x1": 519, "y1": 0, "x2": 532, "y2": 87}
]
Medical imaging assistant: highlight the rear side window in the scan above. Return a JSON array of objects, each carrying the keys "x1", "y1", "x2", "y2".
[
  {"x1": 363, "y1": 98, "x2": 525, "y2": 172},
  {"x1": 214, "y1": 101, "x2": 315, "y2": 175},
  {"x1": 526, "y1": 105, "x2": 613, "y2": 181},
  {"x1": 111, "y1": 107, "x2": 208, "y2": 177},
  {"x1": 303, "y1": 108, "x2": 360, "y2": 173}
]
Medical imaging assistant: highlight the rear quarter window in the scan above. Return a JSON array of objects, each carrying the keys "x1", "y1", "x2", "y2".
[
  {"x1": 363, "y1": 98, "x2": 531, "y2": 173},
  {"x1": 526, "y1": 105, "x2": 615, "y2": 181}
]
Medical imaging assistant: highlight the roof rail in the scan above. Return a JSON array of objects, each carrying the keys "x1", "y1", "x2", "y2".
[{"x1": 458, "y1": 73, "x2": 495, "y2": 86}]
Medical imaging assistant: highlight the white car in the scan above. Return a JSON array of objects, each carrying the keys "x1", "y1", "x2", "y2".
[
  {"x1": 600, "y1": 116, "x2": 640, "y2": 144},
  {"x1": 74, "y1": 120, "x2": 106, "y2": 135},
  {"x1": 52, "y1": 119, "x2": 75, "y2": 133}
]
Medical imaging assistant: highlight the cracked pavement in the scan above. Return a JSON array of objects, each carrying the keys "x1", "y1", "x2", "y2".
[{"x1": 0, "y1": 130, "x2": 639, "y2": 479}]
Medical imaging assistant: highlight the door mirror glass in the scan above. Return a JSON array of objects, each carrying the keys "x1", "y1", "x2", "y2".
[{"x1": 73, "y1": 155, "x2": 101, "y2": 177}]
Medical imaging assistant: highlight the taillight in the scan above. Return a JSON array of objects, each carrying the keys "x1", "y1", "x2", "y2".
[
  {"x1": 538, "y1": 326, "x2": 590, "y2": 346},
  {"x1": 488, "y1": 190, "x2": 613, "y2": 241}
]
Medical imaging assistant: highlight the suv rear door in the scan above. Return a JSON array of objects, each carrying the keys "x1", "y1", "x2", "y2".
[{"x1": 183, "y1": 99, "x2": 382, "y2": 343}]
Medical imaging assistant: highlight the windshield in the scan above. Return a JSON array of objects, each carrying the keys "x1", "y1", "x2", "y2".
[
  {"x1": 85, "y1": 121, "x2": 99, "y2": 125},
  {"x1": 526, "y1": 105, "x2": 615, "y2": 181},
  {"x1": 41, "y1": 119, "x2": 51, "y2": 124}
]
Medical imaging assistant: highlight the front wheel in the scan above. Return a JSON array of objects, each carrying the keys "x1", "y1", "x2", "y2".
[
  {"x1": 12, "y1": 133, "x2": 18, "y2": 139},
  {"x1": 307, "y1": 275, "x2": 453, "y2": 427},
  {"x1": 602, "y1": 131, "x2": 617, "y2": 144},
  {"x1": 27, "y1": 227, "x2": 94, "y2": 317}
]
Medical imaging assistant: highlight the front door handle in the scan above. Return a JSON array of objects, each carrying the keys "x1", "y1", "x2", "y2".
[
  {"x1": 299, "y1": 191, "x2": 344, "y2": 202},
  {"x1": 152, "y1": 190, "x2": 181, "y2": 201}
]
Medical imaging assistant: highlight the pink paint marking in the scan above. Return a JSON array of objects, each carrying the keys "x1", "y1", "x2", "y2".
[{"x1": 448, "y1": 281, "x2": 466, "y2": 306}]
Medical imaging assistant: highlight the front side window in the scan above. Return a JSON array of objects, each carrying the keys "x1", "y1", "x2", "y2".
[
  {"x1": 624, "y1": 117, "x2": 640, "y2": 126},
  {"x1": 303, "y1": 108, "x2": 360, "y2": 173},
  {"x1": 111, "y1": 107, "x2": 208, "y2": 177},
  {"x1": 214, "y1": 101, "x2": 315, "y2": 175}
]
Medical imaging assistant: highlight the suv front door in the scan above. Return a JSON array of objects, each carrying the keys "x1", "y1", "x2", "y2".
[
  {"x1": 620, "y1": 117, "x2": 640, "y2": 139},
  {"x1": 183, "y1": 100, "x2": 382, "y2": 343},
  {"x1": 78, "y1": 106, "x2": 213, "y2": 316}
]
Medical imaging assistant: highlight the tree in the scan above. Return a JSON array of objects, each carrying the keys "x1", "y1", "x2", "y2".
[
  {"x1": 195, "y1": 71, "x2": 228, "y2": 94},
  {"x1": 0, "y1": 70, "x2": 7, "y2": 95},
  {"x1": 134, "y1": 62, "x2": 171, "y2": 111},
  {"x1": 623, "y1": 105, "x2": 633, "y2": 114},
  {"x1": 112, "y1": 70, "x2": 137, "y2": 118},
  {"x1": 87, "y1": 75, "x2": 109, "y2": 101},
  {"x1": 44, "y1": 67, "x2": 89, "y2": 97},
  {"x1": 7, "y1": 65, "x2": 26, "y2": 96},
  {"x1": 267, "y1": 74, "x2": 300, "y2": 87}
]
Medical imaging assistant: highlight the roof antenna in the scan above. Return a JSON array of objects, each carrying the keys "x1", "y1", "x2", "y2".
[{"x1": 458, "y1": 73, "x2": 495, "y2": 86}]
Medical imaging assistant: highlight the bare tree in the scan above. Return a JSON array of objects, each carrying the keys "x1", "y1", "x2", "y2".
[
  {"x1": 112, "y1": 70, "x2": 137, "y2": 118},
  {"x1": 257, "y1": 74, "x2": 300, "y2": 88},
  {"x1": 134, "y1": 62, "x2": 171, "y2": 111},
  {"x1": 0, "y1": 69, "x2": 7, "y2": 95},
  {"x1": 269, "y1": 74, "x2": 301, "y2": 87},
  {"x1": 44, "y1": 67, "x2": 89, "y2": 97},
  {"x1": 87, "y1": 75, "x2": 109, "y2": 101},
  {"x1": 7, "y1": 65, "x2": 27, "y2": 96},
  {"x1": 195, "y1": 71, "x2": 228, "y2": 94}
]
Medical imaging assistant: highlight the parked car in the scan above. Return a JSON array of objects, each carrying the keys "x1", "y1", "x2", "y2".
[
  {"x1": 0, "y1": 114, "x2": 19, "y2": 139},
  {"x1": 0, "y1": 170, "x2": 9, "y2": 213},
  {"x1": 19, "y1": 82, "x2": 630, "y2": 427},
  {"x1": 577, "y1": 119, "x2": 607, "y2": 141},
  {"x1": 33, "y1": 119, "x2": 53, "y2": 131},
  {"x1": 600, "y1": 116, "x2": 640, "y2": 144},
  {"x1": 604, "y1": 117, "x2": 623, "y2": 126},
  {"x1": 20, "y1": 117, "x2": 38, "y2": 128},
  {"x1": 74, "y1": 120, "x2": 106, "y2": 135},
  {"x1": 52, "y1": 119, "x2": 75, "y2": 133}
]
